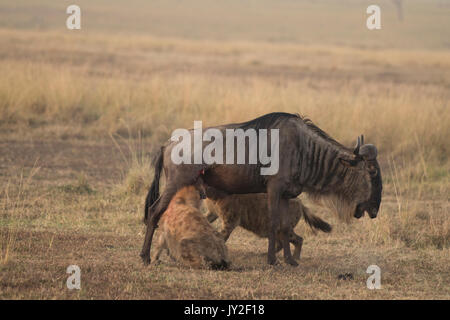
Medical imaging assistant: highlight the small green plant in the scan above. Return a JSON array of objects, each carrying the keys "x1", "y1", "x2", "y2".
[{"x1": 58, "y1": 173, "x2": 95, "y2": 195}]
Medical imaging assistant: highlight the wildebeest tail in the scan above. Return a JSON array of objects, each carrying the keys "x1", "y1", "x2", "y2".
[
  {"x1": 144, "y1": 146, "x2": 164, "y2": 224},
  {"x1": 302, "y1": 205, "x2": 332, "y2": 233}
]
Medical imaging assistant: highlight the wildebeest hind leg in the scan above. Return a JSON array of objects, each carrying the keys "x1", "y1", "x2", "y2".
[
  {"x1": 140, "y1": 206, "x2": 158, "y2": 265},
  {"x1": 140, "y1": 184, "x2": 177, "y2": 265}
]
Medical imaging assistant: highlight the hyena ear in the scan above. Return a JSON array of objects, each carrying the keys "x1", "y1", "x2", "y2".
[
  {"x1": 193, "y1": 175, "x2": 207, "y2": 199},
  {"x1": 339, "y1": 157, "x2": 359, "y2": 167}
]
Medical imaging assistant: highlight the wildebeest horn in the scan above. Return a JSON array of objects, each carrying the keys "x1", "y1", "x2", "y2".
[
  {"x1": 353, "y1": 136, "x2": 362, "y2": 155},
  {"x1": 359, "y1": 144, "x2": 378, "y2": 160}
]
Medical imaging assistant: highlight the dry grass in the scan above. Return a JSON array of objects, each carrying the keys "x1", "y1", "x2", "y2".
[{"x1": 0, "y1": 1, "x2": 449, "y2": 299}]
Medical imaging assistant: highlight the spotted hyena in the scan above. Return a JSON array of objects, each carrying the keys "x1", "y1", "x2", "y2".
[
  {"x1": 152, "y1": 186, "x2": 229, "y2": 270},
  {"x1": 204, "y1": 194, "x2": 331, "y2": 260}
]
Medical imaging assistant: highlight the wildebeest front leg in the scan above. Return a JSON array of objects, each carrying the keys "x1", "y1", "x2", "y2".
[
  {"x1": 279, "y1": 198, "x2": 298, "y2": 266},
  {"x1": 267, "y1": 189, "x2": 280, "y2": 265},
  {"x1": 267, "y1": 180, "x2": 298, "y2": 265}
]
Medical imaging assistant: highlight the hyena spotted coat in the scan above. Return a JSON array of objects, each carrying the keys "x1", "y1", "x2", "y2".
[
  {"x1": 152, "y1": 186, "x2": 230, "y2": 270},
  {"x1": 204, "y1": 194, "x2": 331, "y2": 260}
]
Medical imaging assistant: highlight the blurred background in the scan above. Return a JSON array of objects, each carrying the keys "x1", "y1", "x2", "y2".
[{"x1": 1, "y1": 0, "x2": 450, "y2": 48}]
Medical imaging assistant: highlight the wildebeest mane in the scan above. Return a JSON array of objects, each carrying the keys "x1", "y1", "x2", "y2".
[
  {"x1": 238, "y1": 112, "x2": 300, "y2": 130},
  {"x1": 300, "y1": 117, "x2": 350, "y2": 151},
  {"x1": 237, "y1": 112, "x2": 351, "y2": 152}
]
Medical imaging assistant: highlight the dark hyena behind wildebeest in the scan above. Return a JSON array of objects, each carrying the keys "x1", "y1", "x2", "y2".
[
  {"x1": 204, "y1": 193, "x2": 332, "y2": 260},
  {"x1": 141, "y1": 112, "x2": 382, "y2": 266}
]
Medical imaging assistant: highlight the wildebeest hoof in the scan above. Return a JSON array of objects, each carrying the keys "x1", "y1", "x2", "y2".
[
  {"x1": 285, "y1": 257, "x2": 299, "y2": 266},
  {"x1": 268, "y1": 256, "x2": 277, "y2": 265},
  {"x1": 140, "y1": 252, "x2": 151, "y2": 266}
]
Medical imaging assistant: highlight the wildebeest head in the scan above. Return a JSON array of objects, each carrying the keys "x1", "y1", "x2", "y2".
[{"x1": 339, "y1": 135, "x2": 382, "y2": 219}]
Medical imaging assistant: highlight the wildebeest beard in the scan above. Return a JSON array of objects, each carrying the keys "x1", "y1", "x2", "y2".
[
  {"x1": 309, "y1": 193, "x2": 359, "y2": 223},
  {"x1": 306, "y1": 165, "x2": 373, "y2": 223},
  {"x1": 295, "y1": 127, "x2": 381, "y2": 223}
]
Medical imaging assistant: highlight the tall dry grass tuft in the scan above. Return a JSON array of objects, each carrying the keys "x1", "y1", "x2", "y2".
[
  {"x1": 0, "y1": 60, "x2": 448, "y2": 177},
  {"x1": 0, "y1": 166, "x2": 40, "y2": 265},
  {"x1": 361, "y1": 155, "x2": 449, "y2": 250},
  {"x1": 111, "y1": 127, "x2": 154, "y2": 196}
]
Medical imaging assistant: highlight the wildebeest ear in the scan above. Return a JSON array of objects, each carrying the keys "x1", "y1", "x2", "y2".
[{"x1": 339, "y1": 157, "x2": 359, "y2": 167}]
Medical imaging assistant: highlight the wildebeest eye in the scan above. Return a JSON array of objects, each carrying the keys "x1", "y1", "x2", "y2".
[{"x1": 368, "y1": 165, "x2": 378, "y2": 177}]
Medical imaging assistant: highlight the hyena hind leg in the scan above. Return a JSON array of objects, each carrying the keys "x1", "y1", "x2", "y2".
[{"x1": 275, "y1": 230, "x2": 303, "y2": 259}]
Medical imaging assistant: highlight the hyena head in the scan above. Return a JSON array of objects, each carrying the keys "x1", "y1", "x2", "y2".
[{"x1": 173, "y1": 185, "x2": 202, "y2": 209}]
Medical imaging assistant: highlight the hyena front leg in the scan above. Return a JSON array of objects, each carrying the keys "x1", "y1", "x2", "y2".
[
  {"x1": 204, "y1": 200, "x2": 219, "y2": 223},
  {"x1": 151, "y1": 232, "x2": 167, "y2": 264},
  {"x1": 290, "y1": 231, "x2": 303, "y2": 260},
  {"x1": 218, "y1": 209, "x2": 239, "y2": 242}
]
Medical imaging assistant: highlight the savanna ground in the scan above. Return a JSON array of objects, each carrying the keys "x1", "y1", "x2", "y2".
[{"x1": 0, "y1": 0, "x2": 449, "y2": 299}]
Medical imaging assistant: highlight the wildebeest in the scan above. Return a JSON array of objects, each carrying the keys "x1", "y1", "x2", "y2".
[
  {"x1": 152, "y1": 185, "x2": 229, "y2": 270},
  {"x1": 141, "y1": 112, "x2": 382, "y2": 266},
  {"x1": 204, "y1": 193, "x2": 332, "y2": 260}
]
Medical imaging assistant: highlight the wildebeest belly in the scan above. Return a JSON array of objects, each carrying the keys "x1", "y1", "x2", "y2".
[{"x1": 202, "y1": 165, "x2": 266, "y2": 195}]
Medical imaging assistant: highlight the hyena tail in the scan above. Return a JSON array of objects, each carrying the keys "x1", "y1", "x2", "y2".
[
  {"x1": 302, "y1": 205, "x2": 332, "y2": 233},
  {"x1": 143, "y1": 146, "x2": 164, "y2": 224}
]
